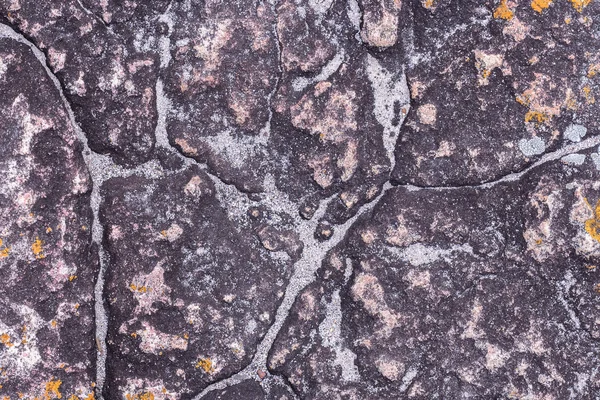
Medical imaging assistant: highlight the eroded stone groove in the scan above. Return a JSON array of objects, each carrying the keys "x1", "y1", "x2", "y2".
[{"x1": 2, "y1": 0, "x2": 600, "y2": 399}]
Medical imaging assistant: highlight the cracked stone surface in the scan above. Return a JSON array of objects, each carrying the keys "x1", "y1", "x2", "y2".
[
  {"x1": 0, "y1": 37, "x2": 97, "y2": 397},
  {"x1": 1, "y1": 0, "x2": 600, "y2": 399}
]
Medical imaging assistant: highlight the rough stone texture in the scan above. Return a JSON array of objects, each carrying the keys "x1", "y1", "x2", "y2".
[
  {"x1": 164, "y1": 0, "x2": 410, "y2": 225},
  {"x1": 393, "y1": 0, "x2": 600, "y2": 186},
  {"x1": 0, "y1": 0, "x2": 166, "y2": 166},
  {"x1": 100, "y1": 166, "x2": 295, "y2": 398},
  {"x1": 0, "y1": 38, "x2": 97, "y2": 398},
  {"x1": 1, "y1": 0, "x2": 600, "y2": 399},
  {"x1": 269, "y1": 158, "x2": 600, "y2": 398}
]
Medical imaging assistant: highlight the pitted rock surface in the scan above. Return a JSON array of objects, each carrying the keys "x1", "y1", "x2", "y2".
[
  {"x1": 1, "y1": 0, "x2": 600, "y2": 399},
  {"x1": 100, "y1": 166, "x2": 294, "y2": 397},
  {"x1": 393, "y1": 0, "x2": 600, "y2": 186},
  {"x1": 0, "y1": 38, "x2": 97, "y2": 398}
]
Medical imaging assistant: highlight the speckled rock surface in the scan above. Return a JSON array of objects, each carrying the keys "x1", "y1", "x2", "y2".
[
  {"x1": 0, "y1": 37, "x2": 97, "y2": 398},
  {"x1": 1, "y1": 0, "x2": 600, "y2": 399},
  {"x1": 100, "y1": 165, "x2": 296, "y2": 398}
]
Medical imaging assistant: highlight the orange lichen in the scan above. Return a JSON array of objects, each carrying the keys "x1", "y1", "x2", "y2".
[
  {"x1": 584, "y1": 198, "x2": 600, "y2": 242},
  {"x1": 494, "y1": 0, "x2": 514, "y2": 20},
  {"x1": 129, "y1": 283, "x2": 148, "y2": 293},
  {"x1": 130, "y1": 332, "x2": 138, "y2": 338},
  {"x1": 0, "y1": 239, "x2": 10, "y2": 258},
  {"x1": 595, "y1": 283, "x2": 600, "y2": 293},
  {"x1": 531, "y1": 0, "x2": 551, "y2": 12},
  {"x1": 46, "y1": 227, "x2": 53, "y2": 233},
  {"x1": 589, "y1": 64, "x2": 599, "y2": 78},
  {"x1": 51, "y1": 320, "x2": 58, "y2": 328},
  {"x1": 32, "y1": 237, "x2": 46, "y2": 259},
  {"x1": 45, "y1": 379, "x2": 62, "y2": 399},
  {"x1": 423, "y1": 0, "x2": 435, "y2": 8},
  {"x1": 585, "y1": 200, "x2": 600, "y2": 242},
  {"x1": 571, "y1": 0, "x2": 592, "y2": 12},
  {"x1": 195, "y1": 358, "x2": 215, "y2": 373},
  {"x1": 586, "y1": 265, "x2": 597, "y2": 270},
  {"x1": 524, "y1": 111, "x2": 547, "y2": 123},
  {"x1": 0, "y1": 333, "x2": 13, "y2": 347},
  {"x1": 516, "y1": 94, "x2": 530, "y2": 106},
  {"x1": 84, "y1": 393, "x2": 94, "y2": 400},
  {"x1": 125, "y1": 393, "x2": 154, "y2": 400},
  {"x1": 566, "y1": 90, "x2": 578, "y2": 110},
  {"x1": 583, "y1": 86, "x2": 595, "y2": 104}
]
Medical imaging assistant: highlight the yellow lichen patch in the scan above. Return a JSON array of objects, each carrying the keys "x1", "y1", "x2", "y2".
[
  {"x1": 586, "y1": 265, "x2": 597, "y2": 270},
  {"x1": 516, "y1": 93, "x2": 530, "y2": 106},
  {"x1": 589, "y1": 64, "x2": 599, "y2": 78},
  {"x1": 45, "y1": 379, "x2": 62, "y2": 399},
  {"x1": 571, "y1": 0, "x2": 592, "y2": 12},
  {"x1": 125, "y1": 393, "x2": 154, "y2": 400},
  {"x1": 195, "y1": 358, "x2": 215, "y2": 373},
  {"x1": 32, "y1": 237, "x2": 46, "y2": 259},
  {"x1": 595, "y1": 283, "x2": 600, "y2": 293},
  {"x1": 0, "y1": 238, "x2": 10, "y2": 258},
  {"x1": 423, "y1": 0, "x2": 435, "y2": 8},
  {"x1": 524, "y1": 111, "x2": 547, "y2": 124},
  {"x1": 585, "y1": 199, "x2": 600, "y2": 242},
  {"x1": 129, "y1": 283, "x2": 148, "y2": 293},
  {"x1": 46, "y1": 227, "x2": 53, "y2": 233},
  {"x1": 0, "y1": 333, "x2": 13, "y2": 347},
  {"x1": 531, "y1": 0, "x2": 551, "y2": 12},
  {"x1": 51, "y1": 320, "x2": 58, "y2": 328},
  {"x1": 583, "y1": 86, "x2": 595, "y2": 104},
  {"x1": 494, "y1": 0, "x2": 514, "y2": 20},
  {"x1": 84, "y1": 393, "x2": 94, "y2": 400},
  {"x1": 566, "y1": 89, "x2": 578, "y2": 110},
  {"x1": 69, "y1": 275, "x2": 77, "y2": 282}
]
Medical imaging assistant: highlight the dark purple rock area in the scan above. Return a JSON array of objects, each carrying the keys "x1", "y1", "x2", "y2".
[{"x1": 0, "y1": 0, "x2": 599, "y2": 399}]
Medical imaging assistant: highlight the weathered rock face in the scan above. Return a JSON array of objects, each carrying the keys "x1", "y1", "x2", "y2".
[
  {"x1": 100, "y1": 166, "x2": 295, "y2": 398},
  {"x1": 393, "y1": 0, "x2": 600, "y2": 186},
  {"x1": 164, "y1": 0, "x2": 410, "y2": 225},
  {"x1": 269, "y1": 158, "x2": 600, "y2": 398},
  {"x1": 0, "y1": 38, "x2": 96, "y2": 398},
  {"x1": 1, "y1": 0, "x2": 600, "y2": 399},
  {"x1": 198, "y1": 378, "x2": 293, "y2": 400},
  {"x1": 0, "y1": 0, "x2": 165, "y2": 166}
]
